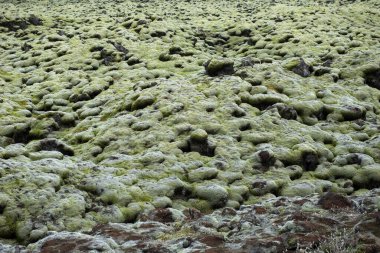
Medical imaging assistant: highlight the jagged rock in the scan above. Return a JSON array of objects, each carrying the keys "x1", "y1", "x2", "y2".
[{"x1": 292, "y1": 58, "x2": 313, "y2": 77}]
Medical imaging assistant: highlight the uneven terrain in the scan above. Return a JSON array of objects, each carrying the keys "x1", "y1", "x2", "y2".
[{"x1": 0, "y1": 0, "x2": 379, "y2": 252}]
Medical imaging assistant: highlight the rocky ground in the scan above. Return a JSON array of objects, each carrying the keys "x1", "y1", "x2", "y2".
[{"x1": 0, "y1": 0, "x2": 379, "y2": 252}]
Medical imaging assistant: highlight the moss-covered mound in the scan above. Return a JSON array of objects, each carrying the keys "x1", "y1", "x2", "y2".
[{"x1": 0, "y1": 0, "x2": 379, "y2": 249}]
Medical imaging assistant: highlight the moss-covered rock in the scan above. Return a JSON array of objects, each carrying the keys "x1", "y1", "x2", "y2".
[
  {"x1": 131, "y1": 95, "x2": 155, "y2": 110},
  {"x1": 204, "y1": 58, "x2": 234, "y2": 76},
  {"x1": 194, "y1": 184, "x2": 228, "y2": 208}
]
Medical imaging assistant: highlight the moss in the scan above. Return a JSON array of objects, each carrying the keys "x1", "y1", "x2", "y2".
[
  {"x1": 159, "y1": 227, "x2": 195, "y2": 241},
  {"x1": 281, "y1": 181, "x2": 317, "y2": 197},
  {"x1": 330, "y1": 165, "x2": 357, "y2": 179},
  {"x1": 190, "y1": 129, "x2": 208, "y2": 142},
  {"x1": 353, "y1": 164, "x2": 380, "y2": 189},
  {"x1": 194, "y1": 184, "x2": 228, "y2": 208},
  {"x1": 131, "y1": 95, "x2": 155, "y2": 111},
  {"x1": 128, "y1": 187, "x2": 153, "y2": 202},
  {"x1": 29, "y1": 118, "x2": 58, "y2": 139},
  {"x1": 188, "y1": 167, "x2": 218, "y2": 182},
  {"x1": 0, "y1": 216, "x2": 16, "y2": 239},
  {"x1": 188, "y1": 199, "x2": 212, "y2": 213},
  {"x1": 0, "y1": 1, "x2": 379, "y2": 247},
  {"x1": 120, "y1": 204, "x2": 142, "y2": 222},
  {"x1": 241, "y1": 93, "x2": 288, "y2": 109},
  {"x1": 204, "y1": 58, "x2": 234, "y2": 76}
]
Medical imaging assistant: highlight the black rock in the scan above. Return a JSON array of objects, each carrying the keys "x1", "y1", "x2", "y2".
[
  {"x1": 0, "y1": 19, "x2": 28, "y2": 31},
  {"x1": 364, "y1": 68, "x2": 380, "y2": 90},
  {"x1": 274, "y1": 104, "x2": 298, "y2": 120},
  {"x1": 292, "y1": 58, "x2": 313, "y2": 77},
  {"x1": 39, "y1": 138, "x2": 74, "y2": 156},
  {"x1": 258, "y1": 150, "x2": 276, "y2": 168},
  {"x1": 21, "y1": 43, "x2": 32, "y2": 52},
  {"x1": 318, "y1": 192, "x2": 353, "y2": 210},
  {"x1": 302, "y1": 152, "x2": 319, "y2": 171},
  {"x1": 108, "y1": 41, "x2": 128, "y2": 54},
  {"x1": 100, "y1": 49, "x2": 114, "y2": 66},
  {"x1": 28, "y1": 14, "x2": 43, "y2": 26}
]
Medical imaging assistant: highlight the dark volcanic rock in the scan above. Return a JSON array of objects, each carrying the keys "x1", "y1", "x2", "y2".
[
  {"x1": 28, "y1": 14, "x2": 43, "y2": 26},
  {"x1": 364, "y1": 68, "x2": 380, "y2": 90},
  {"x1": 108, "y1": 40, "x2": 129, "y2": 54},
  {"x1": 258, "y1": 150, "x2": 276, "y2": 168},
  {"x1": 146, "y1": 208, "x2": 175, "y2": 223},
  {"x1": 318, "y1": 192, "x2": 353, "y2": 209},
  {"x1": 292, "y1": 58, "x2": 313, "y2": 77},
  {"x1": 40, "y1": 237, "x2": 98, "y2": 253},
  {"x1": 38, "y1": 138, "x2": 74, "y2": 156},
  {"x1": 91, "y1": 224, "x2": 145, "y2": 244},
  {"x1": 21, "y1": 43, "x2": 32, "y2": 52},
  {"x1": 302, "y1": 152, "x2": 319, "y2": 171},
  {"x1": 0, "y1": 18, "x2": 28, "y2": 31}
]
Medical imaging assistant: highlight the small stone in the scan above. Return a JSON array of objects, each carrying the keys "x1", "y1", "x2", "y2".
[
  {"x1": 127, "y1": 56, "x2": 141, "y2": 65},
  {"x1": 139, "y1": 151, "x2": 165, "y2": 165},
  {"x1": 30, "y1": 227, "x2": 47, "y2": 242},
  {"x1": 0, "y1": 125, "x2": 15, "y2": 137}
]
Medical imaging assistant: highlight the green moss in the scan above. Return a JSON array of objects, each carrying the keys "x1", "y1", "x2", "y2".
[
  {"x1": 131, "y1": 95, "x2": 155, "y2": 111},
  {"x1": 120, "y1": 202, "x2": 144, "y2": 222},
  {"x1": 330, "y1": 165, "x2": 357, "y2": 179},
  {"x1": 0, "y1": 216, "x2": 16, "y2": 239},
  {"x1": 204, "y1": 58, "x2": 234, "y2": 76},
  {"x1": 188, "y1": 199, "x2": 212, "y2": 213},
  {"x1": 353, "y1": 165, "x2": 380, "y2": 189},
  {"x1": 129, "y1": 188, "x2": 153, "y2": 203},
  {"x1": 65, "y1": 218, "x2": 94, "y2": 232}
]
